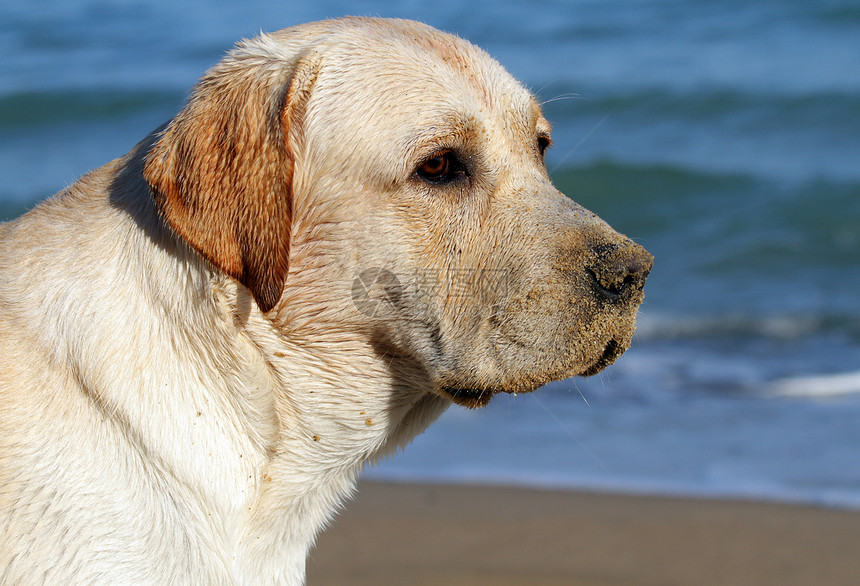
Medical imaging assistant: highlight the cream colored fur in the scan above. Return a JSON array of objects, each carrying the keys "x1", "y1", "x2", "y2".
[{"x1": 0, "y1": 18, "x2": 650, "y2": 585}]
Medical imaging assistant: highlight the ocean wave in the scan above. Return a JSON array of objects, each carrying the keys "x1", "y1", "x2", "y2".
[
  {"x1": 767, "y1": 371, "x2": 860, "y2": 398},
  {"x1": 0, "y1": 88, "x2": 181, "y2": 130},
  {"x1": 551, "y1": 159, "x2": 761, "y2": 205},
  {"x1": 552, "y1": 160, "x2": 860, "y2": 300},
  {"x1": 817, "y1": 4, "x2": 860, "y2": 25},
  {"x1": 540, "y1": 86, "x2": 860, "y2": 128},
  {"x1": 553, "y1": 158, "x2": 860, "y2": 195},
  {"x1": 634, "y1": 310, "x2": 860, "y2": 342},
  {"x1": 540, "y1": 87, "x2": 860, "y2": 183},
  {"x1": 552, "y1": 158, "x2": 860, "y2": 231}
]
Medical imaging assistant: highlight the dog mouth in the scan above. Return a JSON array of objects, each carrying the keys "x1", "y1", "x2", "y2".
[
  {"x1": 440, "y1": 339, "x2": 626, "y2": 408},
  {"x1": 579, "y1": 339, "x2": 625, "y2": 377},
  {"x1": 439, "y1": 387, "x2": 495, "y2": 408}
]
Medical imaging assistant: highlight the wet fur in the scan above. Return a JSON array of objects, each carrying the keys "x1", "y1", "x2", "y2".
[{"x1": 0, "y1": 18, "x2": 650, "y2": 585}]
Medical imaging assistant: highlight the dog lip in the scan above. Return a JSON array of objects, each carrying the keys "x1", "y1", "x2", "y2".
[
  {"x1": 579, "y1": 339, "x2": 624, "y2": 377},
  {"x1": 439, "y1": 387, "x2": 495, "y2": 408}
]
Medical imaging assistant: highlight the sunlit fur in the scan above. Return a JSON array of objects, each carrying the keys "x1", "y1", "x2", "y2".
[{"x1": 0, "y1": 18, "x2": 650, "y2": 585}]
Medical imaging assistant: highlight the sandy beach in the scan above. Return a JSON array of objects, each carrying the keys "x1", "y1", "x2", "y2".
[{"x1": 307, "y1": 481, "x2": 860, "y2": 586}]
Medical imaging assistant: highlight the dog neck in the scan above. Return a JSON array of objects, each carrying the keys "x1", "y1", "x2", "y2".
[
  {"x1": 26, "y1": 154, "x2": 450, "y2": 583},
  {"x1": 221, "y1": 280, "x2": 449, "y2": 581}
]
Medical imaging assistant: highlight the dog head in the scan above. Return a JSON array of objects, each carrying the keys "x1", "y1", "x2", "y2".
[{"x1": 143, "y1": 17, "x2": 652, "y2": 408}]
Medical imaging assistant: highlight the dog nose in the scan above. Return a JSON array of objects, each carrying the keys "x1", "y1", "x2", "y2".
[{"x1": 587, "y1": 242, "x2": 653, "y2": 303}]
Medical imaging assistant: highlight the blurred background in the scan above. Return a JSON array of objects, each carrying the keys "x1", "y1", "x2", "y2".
[{"x1": 2, "y1": 0, "x2": 859, "y2": 509}]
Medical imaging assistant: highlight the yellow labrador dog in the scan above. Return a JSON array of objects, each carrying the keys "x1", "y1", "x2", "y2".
[{"x1": 0, "y1": 17, "x2": 651, "y2": 585}]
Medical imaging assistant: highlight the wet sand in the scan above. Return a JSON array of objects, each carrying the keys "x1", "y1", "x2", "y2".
[{"x1": 307, "y1": 481, "x2": 860, "y2": 586}]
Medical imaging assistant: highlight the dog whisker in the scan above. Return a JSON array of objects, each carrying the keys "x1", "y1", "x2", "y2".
[
  {"x1": 539, "y1": 93, "x2": 589, "y2": 106},
  {"x1": 550, "y1": 110, "x2": 613, "y2": 172},
  {"x1": 533, "y1": 392, "x2": 608, "y2": 472}
]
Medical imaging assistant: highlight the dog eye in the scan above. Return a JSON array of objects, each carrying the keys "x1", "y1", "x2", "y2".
[
  {"x1": 416, "y1": 151, "x2": 465, "y2": 184},
  {"x1": 537, "y1": 135, "x2": 551, "y2": 159}
]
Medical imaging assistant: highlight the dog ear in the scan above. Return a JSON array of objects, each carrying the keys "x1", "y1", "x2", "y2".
[{"x1": 144, "y1": 49, "x2": 319, "y2": 313}]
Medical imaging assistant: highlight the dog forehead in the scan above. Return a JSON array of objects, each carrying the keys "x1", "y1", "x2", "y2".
[
  {"x1": 312, "y1": 21, "x2": 537, "y2": 144},
  {"x1": 364, "y1": 26, "x2": 521, "y2": 103},
  {"x1": 273, "y1": 19, "x2": 525, "y2": 111},
  {"x1": 264, "y1": 18, "x2": 532, "y2": 103}
]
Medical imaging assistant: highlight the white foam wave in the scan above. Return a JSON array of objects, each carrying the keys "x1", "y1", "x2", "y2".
[{"x1": 767, "y1": 371, "x2": 860, "y2": 398}]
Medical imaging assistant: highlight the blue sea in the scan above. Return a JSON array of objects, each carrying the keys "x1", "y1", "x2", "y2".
[{"x1": 2, "y1": 1, "x2": 859, "y2": 509}]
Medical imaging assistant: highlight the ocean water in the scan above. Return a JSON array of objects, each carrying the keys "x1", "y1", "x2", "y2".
[{"x1": 2, "y1": 0, "x2": 860, "y2": 509}]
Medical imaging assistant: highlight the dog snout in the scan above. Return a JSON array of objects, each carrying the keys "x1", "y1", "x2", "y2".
[{"x1": 586, "y1": 242, "x2": 653, "y2": 303}]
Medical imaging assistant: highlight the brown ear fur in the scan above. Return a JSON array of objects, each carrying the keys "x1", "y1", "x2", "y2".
[{"x1": 143, "y1": 50, "x2": 318, "y2": 312}]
